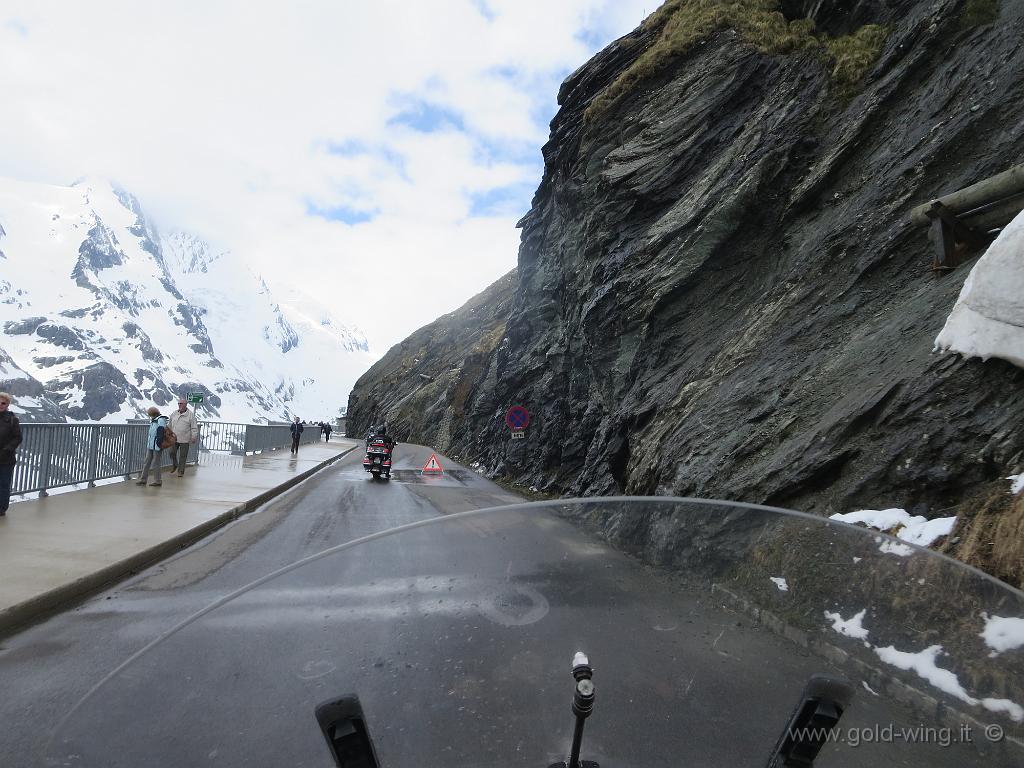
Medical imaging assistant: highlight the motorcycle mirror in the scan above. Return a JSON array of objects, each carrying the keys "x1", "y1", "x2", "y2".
[
  {"x1": 766, "y1": 673, "x2": 855, "y2": 768},
  {"x1": 315, "y1": 694, "x2": 381, "y2": 768}
]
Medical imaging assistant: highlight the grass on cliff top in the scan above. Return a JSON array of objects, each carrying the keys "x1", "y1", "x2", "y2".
[
  {"x1": 585, "y1": 0, "x2": 890, "y2": 121},
  {"x1": 824, "y1": 23, "x2": 891, "y2": 89}
]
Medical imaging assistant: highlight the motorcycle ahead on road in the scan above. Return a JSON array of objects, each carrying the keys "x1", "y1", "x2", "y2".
[
  {"x1": 42, "y1": 499, "x2": 1024, "y2": 766},
  {"x1": 362, "y1": 437, "x2": 395, "y2": 479}
]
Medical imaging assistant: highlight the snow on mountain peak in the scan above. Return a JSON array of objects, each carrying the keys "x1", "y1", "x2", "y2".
[
  {"x1": 163, "y1": 231, "x2": 228, "y2": 275},
  {"x1": 0, "y1": 176, "x2": 376, "y2": 422}
]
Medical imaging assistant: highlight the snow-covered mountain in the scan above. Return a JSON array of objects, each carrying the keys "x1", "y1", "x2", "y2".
[{"x1": 0, "y1": 177, "x2": 375, "y2": 422}]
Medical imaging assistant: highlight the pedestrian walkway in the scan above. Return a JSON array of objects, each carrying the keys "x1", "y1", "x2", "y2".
[{"x1": 0, "y1": 438, "x2": 358, "y2": 636}]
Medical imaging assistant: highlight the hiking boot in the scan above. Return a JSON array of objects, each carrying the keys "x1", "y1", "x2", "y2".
[
  {"x1": 135, "y1": 480, "x2": 146, "y2": 485},
  {"x1": 149, "y1": 482, "x2": 162, "y2": 487}
]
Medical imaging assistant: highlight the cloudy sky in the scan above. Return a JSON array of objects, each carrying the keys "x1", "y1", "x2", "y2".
[{"x1": 0, "y1": 0, "x2": 652, "y2": 353}]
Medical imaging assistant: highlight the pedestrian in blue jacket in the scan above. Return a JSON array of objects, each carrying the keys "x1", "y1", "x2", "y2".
[{"x1": 136, "y1": 407, "x2": 168, "y2": 487}]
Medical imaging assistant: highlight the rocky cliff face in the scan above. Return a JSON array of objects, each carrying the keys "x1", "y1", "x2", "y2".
[
  {"x1": 350, "y1": 0, "x2": 1024, "y2": 522},
  {"x1": 347, "y1": 271, "x2": 517, "y2": 446}
]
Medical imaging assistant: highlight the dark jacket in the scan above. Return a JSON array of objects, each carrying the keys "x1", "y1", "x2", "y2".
[
  {"x1": 0, "y1": 410, "x2": 23, "y2": 465},
  {"x1": 290, "y1": 422, "x2": 304, "y2": 437}
]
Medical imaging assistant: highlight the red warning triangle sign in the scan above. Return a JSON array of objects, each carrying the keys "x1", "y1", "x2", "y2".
[{"x1": 421, "y1": 453, "x2": 444, "y2": 474}]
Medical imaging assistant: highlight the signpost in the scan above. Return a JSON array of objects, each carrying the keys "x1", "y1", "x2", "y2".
[
  {"x1": 505, "y1": 406, "x2": 530, "y2": 442},
  {"x1": 505, "y1": 406, "x2": 530, "y2": 431},
  {"x1": 187, "y1": 393, "x2": 204, "y2": 404}
]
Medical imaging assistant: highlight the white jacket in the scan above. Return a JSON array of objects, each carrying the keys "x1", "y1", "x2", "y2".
[{"x1": 168, "y1": 408, "x2": 199, "y2": 443}]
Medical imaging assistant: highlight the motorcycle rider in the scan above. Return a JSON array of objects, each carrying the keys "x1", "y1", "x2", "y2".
[
  {"x1": 374, "y1": 423, "x2": 396, "y2": 450},
  {"x1": 368, "y1": 423, "x2": 397, "y2": 478}
]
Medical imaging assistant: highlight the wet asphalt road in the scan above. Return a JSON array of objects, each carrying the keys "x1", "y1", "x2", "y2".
[
  {"x1": 2, "y1": 445, "x2": 1000, "y2": 766},
  {"x1": 1, "y1": 444, "x2": 517, "y2": 765}
]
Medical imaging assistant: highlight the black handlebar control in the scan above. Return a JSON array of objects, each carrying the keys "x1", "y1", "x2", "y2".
[{"x1": 549, "y1": 651, "x2": 600, "y2": 768}]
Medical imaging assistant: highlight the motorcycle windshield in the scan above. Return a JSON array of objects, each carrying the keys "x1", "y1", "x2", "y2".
[{"x1": 42, "y1": 499, "x2": 1024, "y2": 767}]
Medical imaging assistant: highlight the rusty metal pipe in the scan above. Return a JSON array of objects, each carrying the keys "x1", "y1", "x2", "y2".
[
  {"x1": 910, "y1": 163, "x2": 1024, "y2": 225},
  {"x1": 959, "y1": 191, "x2": 1024, "y2": 232}
]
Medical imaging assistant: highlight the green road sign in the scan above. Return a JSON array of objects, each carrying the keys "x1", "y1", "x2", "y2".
[{"x1": 187, "y1": 392, "x2": 204, "y2": 404}]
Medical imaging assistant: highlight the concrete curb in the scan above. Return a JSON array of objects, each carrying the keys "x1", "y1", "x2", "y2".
[
  {"x1": 0, "y1": 445, "x2": 358, "y2": 639},
  {"x1": 711, "y1": 583, "x2": 1024, "y2": 756}
]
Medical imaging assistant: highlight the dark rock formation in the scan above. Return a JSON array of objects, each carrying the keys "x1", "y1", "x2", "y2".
[
  {"x1": 46, "y1": 361, "x2": 140, "y2": 421},
  {"x1": 0, "y1": 351, "x2": 64, "y2": 421},
  {"x1": 59, "y1": 307, "x2": 92, "y2": 319},
  {"x1": 159, "y1": 277, "x2": 185, "y2": 302},
  {"x1": 350, "y1": 0, "x2": 1024, "y2": 524},
  {"x1": 35, "y1": 324, "x2": 87, "y2": 351},
  {"x1": 4, "y1": 317, "x2": 48, "y2": 335},
  {"x1": 264, "y1": 313, "x2": 300, "y2": 354},
  {"x1": 73, "y1": 223, "x2": 124, "y2": 281},
  {"x1": 32, "y1": 356, "x2": 77, "y2": 367},
  {"x1": 509, "y1": 0, "x2": 1024, "y2": 515},
  {"x1": 151, "y1": 387, "x2": 173, "y2": 407},
  {"x1": 123, "y1": 322, "x2": 166, "y2": 363},
  {"x1": 780, "y1": 0, "x2": 893, "y2": 34},
  {"x1": 138, "y1": 334, "x2": 165, "y2": 364},
  {"x1": 348, "y1": 271, "x2": 517, "y2": 447}
]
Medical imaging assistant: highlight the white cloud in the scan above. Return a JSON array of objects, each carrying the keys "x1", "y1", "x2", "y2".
[{"x1": 0, "y1": 0, "x2": 651, "y2": 352}]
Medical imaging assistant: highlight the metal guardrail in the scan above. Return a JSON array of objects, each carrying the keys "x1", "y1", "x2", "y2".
[
  {"x1": 198, "y1": 421, "x2": 246, "y2": 454},
  {"x1": 245, "y1": 425, "x2": 292, "y2": 453},
  {"x1": 198, "y1": 422, "x2": 325, "y2": 455},
  {"x1": 10, "y1": 420, "x2": 329, "y2": 499}
]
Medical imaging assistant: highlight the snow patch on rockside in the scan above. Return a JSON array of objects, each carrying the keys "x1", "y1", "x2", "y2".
[
  {"x1": 935, "y1": 208, "x2": 1024, "y2": 369},
  {"x1": 830, "y1": 508, "x2": 957, "y2": 557}
]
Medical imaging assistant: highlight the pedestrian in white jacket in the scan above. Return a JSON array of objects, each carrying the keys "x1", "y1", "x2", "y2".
[{"x1": 168, "y1": 397, "x2": 200, "y2": 478}]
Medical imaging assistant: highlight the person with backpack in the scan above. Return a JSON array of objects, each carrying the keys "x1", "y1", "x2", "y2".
[{"x1": 136, "y1": 406, "x2": 172, "y2": 487}]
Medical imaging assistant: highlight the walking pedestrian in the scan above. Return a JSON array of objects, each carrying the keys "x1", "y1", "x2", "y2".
[
  {"x1": 136, "y1": 406, "x2": 168, "y2": 487},
  {"x1": 290, "y1": 417, "x2": 303, "y2": 454},
  {"x1": 0, "y1": 392, "x2": 23, "y2": 516},
  {"x1": 323, "y1": 422, "x2": 332, "y2": 442},
  {"x1": 168, "y1": 396, "x2": 199, "y2": 478}
]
